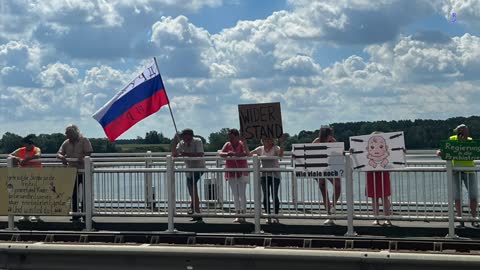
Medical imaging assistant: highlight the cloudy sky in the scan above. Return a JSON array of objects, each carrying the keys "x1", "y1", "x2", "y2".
[{"x1": 0, "y1": 0, "x2": 479, "y2": 140}]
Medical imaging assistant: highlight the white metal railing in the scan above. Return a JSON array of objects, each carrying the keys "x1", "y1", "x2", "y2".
[{"x1": 3, "y1": 151, "x2": 480, "y2": 238}]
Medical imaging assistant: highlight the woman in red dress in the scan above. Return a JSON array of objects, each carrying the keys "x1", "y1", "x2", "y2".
[{"x1": 366, "y1": 171, "x2": 392, "y2": 226}]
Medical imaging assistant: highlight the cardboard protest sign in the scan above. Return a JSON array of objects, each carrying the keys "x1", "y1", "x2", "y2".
[
  {"x1": 293, "y1": 142, "x2": 345, "y2": 178},
  {"x1": 0, "y1": 167, "x2": 76, "y2": 215},
  {"x1": 349, "y1": 131, "x2": 406, "y2": 171},
  {"x1": 238, "y1": 102, "x2": 283, "y2": 140}
]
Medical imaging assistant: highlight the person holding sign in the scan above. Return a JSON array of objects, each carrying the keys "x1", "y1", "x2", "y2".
[
  {"x1": 172, "y1": 128, "x2": 206, "y2": 222},
  {"x1": 312, "y1": 125, "x2": 341, "y2": 225},
  {"x1": 244, "y1": 136, "x2": 285, "y2": 224},
  {"x1": 437, "y1": 124, "x2": 479, "y2": 228},
  {"x1": 8, "y1": 135, "x2": 43, "y2": 222},
  {"x1": 57, "y1": 124, "x2": 93, "y2": 223},
  {"x1": 365, "y1": 132, "x2": 394, "y2": 226},
  {"x1": 219, "y1": 128, "x2": 249, "y2": 223}
]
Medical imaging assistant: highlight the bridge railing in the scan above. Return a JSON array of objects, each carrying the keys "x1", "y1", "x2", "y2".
[{"x1": 3, "y1": 151, "x2": 479, "y2": 237}]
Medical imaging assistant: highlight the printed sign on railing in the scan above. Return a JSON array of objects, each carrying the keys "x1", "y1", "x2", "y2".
[
  {"x1": 292, "y1": 142, "x2": 345, "y2": 177},
  {"x1": 0, "y1": 168, "x2": 76, "y2": 215},
  {"x1": 439, "y1": 140, "x2": 480, "y2": 161}
]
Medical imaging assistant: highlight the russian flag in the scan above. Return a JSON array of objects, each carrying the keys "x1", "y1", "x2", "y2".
[{"x1": 93, "y1": 59, "x2": 169, "y2": 142}]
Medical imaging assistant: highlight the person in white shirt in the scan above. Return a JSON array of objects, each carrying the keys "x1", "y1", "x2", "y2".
[{"x1": 244, "y1": 136, "x2": 285, "y2": 224}]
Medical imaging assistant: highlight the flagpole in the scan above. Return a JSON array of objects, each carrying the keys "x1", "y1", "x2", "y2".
[{"x1": 153, "y1": 57, "x2": 180, "y2": 137}]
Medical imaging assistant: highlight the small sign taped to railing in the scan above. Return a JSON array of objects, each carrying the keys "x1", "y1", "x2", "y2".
[
  {"x1": 0, "y1": 167, "x2": 76, "y2": 215},
  {"x1": 439, "y1": 140, "x2": 480, "y2": 161},
  {"x1": 349, "y1": 131, "x2": 406, "y2": 171},
  {"x1": 292, "y1": 142, "x2": 345, "y2": 177},
  {"x1": 238, "y1": 102, "x2": 283, "y2": 140}
]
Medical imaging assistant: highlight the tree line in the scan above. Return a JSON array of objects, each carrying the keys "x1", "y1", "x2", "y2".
[{"x1": 1, "y1": 116, "x2": 479, "y2": 154}]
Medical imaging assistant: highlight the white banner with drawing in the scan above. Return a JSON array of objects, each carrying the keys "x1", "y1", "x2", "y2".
[{"x1": 349, "y1": 131, "x2": 406, "y2": 171}]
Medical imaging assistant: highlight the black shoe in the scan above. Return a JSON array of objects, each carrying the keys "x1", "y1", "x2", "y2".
[
  {"x1": 456, "y1": 221, "x2": 465, "y2": 228},
  {"x1": 190, "y1": 217, "x2": 203, "y2": 222}
]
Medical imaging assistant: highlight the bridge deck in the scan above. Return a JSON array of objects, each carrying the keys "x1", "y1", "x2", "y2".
[{"x1": 1, "y1": 216, "x2": 480, "y2": 239}]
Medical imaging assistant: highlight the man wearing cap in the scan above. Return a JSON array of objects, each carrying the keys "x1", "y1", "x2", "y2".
[
  {"x1": 9, "y1": 135, "x2": 42, "y2": 168},
  {"x1": 437, "y1": 124, "x2": 479, "y2": 227},
  {"x1": 9, "y1": 135, "x2": 43, "y2": 222},
  {"x1": 172, "y1": 128, "x2": 206, "y2": 222}
]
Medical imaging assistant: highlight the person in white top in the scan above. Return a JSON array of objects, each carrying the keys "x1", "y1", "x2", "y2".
[{"x1": 244, "y1": 135, "x2": 285, "y2": 224}]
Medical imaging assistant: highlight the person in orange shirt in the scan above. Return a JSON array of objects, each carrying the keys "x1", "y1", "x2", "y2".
[
  {"x1": 8, "y1": 135, "x2": 43, "y2": 222},
  {"x1": 9, "y1": 135, "x2": 42, "y2": 168}
]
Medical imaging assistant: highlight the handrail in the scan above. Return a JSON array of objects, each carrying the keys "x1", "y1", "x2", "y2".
[{"x1": 3, "y1": 152, "x2": 479, "y2": 239}]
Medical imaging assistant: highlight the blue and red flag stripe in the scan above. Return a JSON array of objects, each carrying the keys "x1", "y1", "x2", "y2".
[{"x1": 93, "y1": 60, "x2": 170, "y2": 141}]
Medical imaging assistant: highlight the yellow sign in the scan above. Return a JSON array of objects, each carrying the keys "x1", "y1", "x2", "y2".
[{"x1": 0, "y1": 168, "x2": 77, "y2": 215}]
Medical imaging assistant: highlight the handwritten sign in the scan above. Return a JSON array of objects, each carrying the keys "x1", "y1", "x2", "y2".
[
  {"x1": 349, "y1": 132, "x2": 406, "y2": 171},
  {"x1": 293, "y1": 143, "x2": 345, "y2": 177},
  {"x1": 0, "y1": 168, "x2": 77, "y2": 215},
  {"x1": 238, "y1": 102, "x2": 283, "y2": 140},
  {"x1": 440, "y1": 140, "x2": 480, "y2": 161}
]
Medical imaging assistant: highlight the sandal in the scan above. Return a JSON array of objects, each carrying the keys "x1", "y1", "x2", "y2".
[{"x1": 372, "y1": 220, "x2": 381, "y2": 226}]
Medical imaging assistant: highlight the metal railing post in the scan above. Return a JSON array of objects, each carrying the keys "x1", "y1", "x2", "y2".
[
  {"x1": 290, "y1": 155, "x2": 298, "y2": 208},
  {"x1": 215, "y1": 158, "x2": 224, "y2": 206},
  {"x1": 6, "y1": 157, "x2": 15, "y2": 230},
  {"x1": 145, "y1": 151, "x2": 154, "y2": 209},
  {"x1": 446, "y1": 160, "x2": 457, "y2": 238},
  {"x1": 84, "y1": 156, "x2": 94, "y2": 231},
  {"x1": 253, "y1": 155, "x2": 262, "y2": 234},
  {"x1": 166, "y1": 155, "x2": 176, "y2": 233},
  {"x1": 345, "y1": 153, "x2": 357, "y2": 237}
]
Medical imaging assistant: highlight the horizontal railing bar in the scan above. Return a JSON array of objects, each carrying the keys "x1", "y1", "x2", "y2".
[{"x1": 94, "y1": 168, "x2": 167, "y2": 173}]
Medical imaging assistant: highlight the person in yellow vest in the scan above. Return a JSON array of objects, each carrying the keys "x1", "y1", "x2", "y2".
[
  {"x1": 8, "y1": 135, "x2": 43, "y2": 222},
  {"x1": 437, "y1": 124, "x2": 479, "y2": 228}
]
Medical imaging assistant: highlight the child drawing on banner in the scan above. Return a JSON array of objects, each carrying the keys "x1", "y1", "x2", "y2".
[{"x1": 366, "y1": 135, "x2": 389, "y2": 168}]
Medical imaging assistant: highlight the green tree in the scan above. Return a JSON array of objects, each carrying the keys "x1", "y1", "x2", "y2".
[
  {"x1": 207, "y1": 128, "x2": 230, "y2": 152},
  {"x1": 90, "y1": 138, "x2": 118, "y2": 153},
  {"x1": 145, "y1": 131, "x2": 160, "y2": 144},
  {"x1": 35, "y1": 133, "x2": 66, "y2": 153},
  {"x1": 0, "y1": 132, "x2": 22, "y2": 153},
  {"x1": 158, "y1": 132, "x2": 171, "y2": 144}
]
